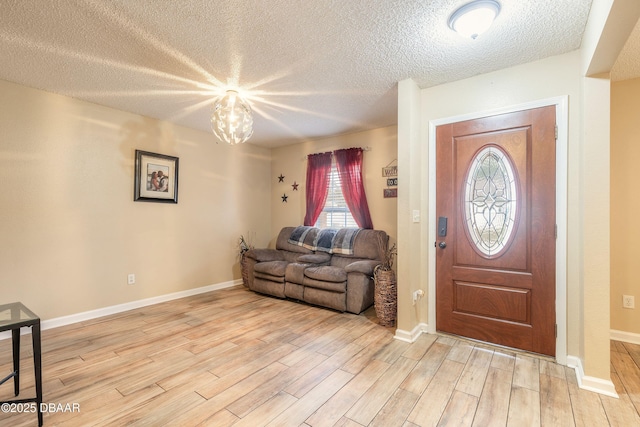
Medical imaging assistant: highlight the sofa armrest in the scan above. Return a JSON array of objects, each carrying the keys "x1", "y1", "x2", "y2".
[
  {"x1": 345, "y1": 260, "x2": 381, "y2": 276},
  {"x1": 297, "y1": 253, "x2": 331, "y2": 264},
  {"x1": 246, "y1": 248, "x2": 284, "y2": 262}
]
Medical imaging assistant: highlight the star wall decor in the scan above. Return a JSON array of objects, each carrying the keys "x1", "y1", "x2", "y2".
[
  {"x1": 292, "y1": 181, "x2": 299, "y2": 191},
  {"x1": 278, "y1": 174, "x2": 285, "y2": 182},
  {"x1": 281, "y1": 193, "x2": 288, "y2": 202}
]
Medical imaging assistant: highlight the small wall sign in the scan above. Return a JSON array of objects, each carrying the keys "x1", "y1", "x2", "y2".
[
  {"x1": 382, "y1": 166, "x2": 397, "y2": 177},
  {"x1": 387, "y1": 178, "x2": 398, "y2": 186},
  {"x1": 383, "y1": 188, "x2": 397, "y2": 198}
]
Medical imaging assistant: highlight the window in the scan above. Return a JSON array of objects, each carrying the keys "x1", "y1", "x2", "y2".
[
  {"x1": 304, "y1": 147, "x2": 373, "y2": 229},
  {"x1": 463, "y1": 146, "x2": 518, "y2": 257},
  {"x1": 315, "y1": 161, "x2": 357, "y2": 228}
]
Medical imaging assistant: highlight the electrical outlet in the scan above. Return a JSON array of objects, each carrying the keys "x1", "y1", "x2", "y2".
[
  {"x1": 412, "y1": 289, "x2": 424, "y2": 305},
  {"x1": 127, "y1": 274, "x2": 136, "y2": 285},
  {"x1": 623, "y1": 295, "x2": 635, "y2": 309}
]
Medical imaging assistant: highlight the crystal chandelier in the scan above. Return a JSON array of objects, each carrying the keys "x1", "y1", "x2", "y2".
[{"x1": 211, "y1": 90, "x2": 254, "y2": 144}]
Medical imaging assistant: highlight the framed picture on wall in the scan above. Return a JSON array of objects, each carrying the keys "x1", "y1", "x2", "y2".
[{"x1": 134, "y1": 150, "x2": 179, "y2": 203}]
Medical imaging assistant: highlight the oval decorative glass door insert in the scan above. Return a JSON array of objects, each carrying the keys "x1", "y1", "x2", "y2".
[{"x1": 463, "y1": 146, "x2": 518, "y2": 257}]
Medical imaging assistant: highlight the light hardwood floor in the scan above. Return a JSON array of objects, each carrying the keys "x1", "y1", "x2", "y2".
[{"x1": 1, "y1": 285, "x2": 640, "y2": 426}]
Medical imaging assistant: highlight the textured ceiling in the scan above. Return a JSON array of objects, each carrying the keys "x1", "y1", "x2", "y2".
[
  {"x1": 611, "y1": 16, "x2": 640, "y2": 82},
  {"x1": 0, "y1": 0, "x2": 615, "y2": 147}
]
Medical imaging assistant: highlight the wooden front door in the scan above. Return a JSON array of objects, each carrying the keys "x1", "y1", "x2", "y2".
[{"x1": 436, "y1": 106, "x2": 556, "y2": 356}]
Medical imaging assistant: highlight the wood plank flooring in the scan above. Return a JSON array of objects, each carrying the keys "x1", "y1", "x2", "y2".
[{"x1": 1, "y1": 285, "x2": 640, "y2": 426}]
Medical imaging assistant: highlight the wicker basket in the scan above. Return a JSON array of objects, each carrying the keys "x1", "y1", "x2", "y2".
[
  {"x1": 240, "y1": 253, "x2": 250, "y2": 287},
  {"x1": 374, "y1": 268, "x2": 397, "y2": 327}
]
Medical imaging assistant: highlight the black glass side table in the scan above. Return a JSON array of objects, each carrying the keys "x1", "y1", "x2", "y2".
[{"x1": 0, "y1": 302, "x2": 43, "y2": 426}]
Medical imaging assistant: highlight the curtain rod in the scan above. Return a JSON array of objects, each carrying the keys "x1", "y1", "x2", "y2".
[{"x1": 301, "y1": 146, "x2": 372, "y2": 161}]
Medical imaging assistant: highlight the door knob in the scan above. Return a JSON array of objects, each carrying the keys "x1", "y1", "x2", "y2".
[{"x1": 438, "y1": 241, "x2": 447, "y2": 249}]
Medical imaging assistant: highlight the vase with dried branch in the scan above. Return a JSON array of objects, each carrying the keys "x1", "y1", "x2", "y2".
[
  {"x1": 238, "y1": 234, "x2": 253, "y2": 287},
  {"x1": 374, "y1": 234, "x2": 397, "y2": 327}
]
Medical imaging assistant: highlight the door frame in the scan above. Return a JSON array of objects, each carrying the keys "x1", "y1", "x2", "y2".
[{"x1": 427, "y1": 96, "x2": 568, "y2": 364}]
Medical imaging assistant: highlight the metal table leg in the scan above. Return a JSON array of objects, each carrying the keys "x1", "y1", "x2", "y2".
[
  {"x1": 11, "y1": 328, "x2": 19, "y2": 396},
  {"x1": 32, "y1": 323, "x2": 43, "y2": 427}
]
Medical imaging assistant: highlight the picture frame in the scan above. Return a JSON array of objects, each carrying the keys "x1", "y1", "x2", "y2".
[{"x1": 134, "y1": 150, "x2": 179, "y2": 203}]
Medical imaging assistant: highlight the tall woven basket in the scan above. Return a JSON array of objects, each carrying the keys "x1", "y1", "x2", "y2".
[
  {"x1": 374, "y1": 267, "x2": 397, "y2": 327},
  {"x1": 240, "y1": 253, "x2": 250, "y2": 287}
]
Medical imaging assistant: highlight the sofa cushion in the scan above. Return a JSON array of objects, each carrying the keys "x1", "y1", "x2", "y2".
[
  {"x1": 304, "y1": 265, "x2": 347, "y2": 283},
  {"x1": 297, "y1": 253, "x2": 331, "y2": 264},
  {"x1": 254, "y1": 260, "x2": 288, "y2": 277},
  {"x1": 285, "y1": 262, "x2": 309, "y2": 285}
]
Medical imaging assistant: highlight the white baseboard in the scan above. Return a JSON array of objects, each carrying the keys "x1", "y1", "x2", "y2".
[
  {"x1": 566, "y1": 355, "x2": 619, "y2": 398},
  {"x1": 394, "y1": 323, "x2": 428, "y2": 343},
  {"x1": 0, "y1": 279, "x2": 241, "y2": 341},
  {"x1": 610, "y1": 329, "x2": 640, "y2": 345}
]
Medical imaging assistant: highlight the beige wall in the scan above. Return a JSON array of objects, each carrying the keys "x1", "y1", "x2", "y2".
[
  {"x1": 397, "y1": 78, "x2": 423, "y2": 334},
  {"x1": 581, "y1": 75, "x2": 612, "y2": 379},
  {"x1": 611, "y1": 77, "x2": 640, "y2": 335},
  {"x1": 0, "y1": 79, "x2": 272, "y2": 321},
  {"x1": 270, "y1": 127, "x2": 398, "y2": 245}
]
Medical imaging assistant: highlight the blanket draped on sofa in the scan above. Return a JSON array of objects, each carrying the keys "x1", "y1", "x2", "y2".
[
  {"x1": 287, "y1": 226, "x2": 317, "y2": 250},
  {"x1": 314, "y1": 228, "x2": 338, "y2": 253},
  {"x1": 289, "y1": 226, "x2": 361, "y2": 255},
  {"x1": 331, "y1": 228, "x2": 360, "y2": 255}
]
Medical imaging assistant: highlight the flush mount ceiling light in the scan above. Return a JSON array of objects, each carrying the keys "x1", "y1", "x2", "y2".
[
  {"x1": 448, "y1": 0, "x2": 501, "y2": 39},
  {"x1": 211, "y1": 90, "x2": 254, "y2": 144}
]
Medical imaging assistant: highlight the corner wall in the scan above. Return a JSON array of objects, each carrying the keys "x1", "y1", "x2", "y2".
[
  {"x1": 270, "y1": 127, "x2": 398, "y2": 246},
  {"x1": 396, "y1": 79, "x2": 424, "y2": 336},
  {"x1": 611, "y1": 77, "x2": 640, "y2": 337},
  {"x1": 578, "y1": 0, "x2": 640, "y2": 381},
  {"x1": 0, "y1": 79, "x2": 272, "y2": 321}
]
